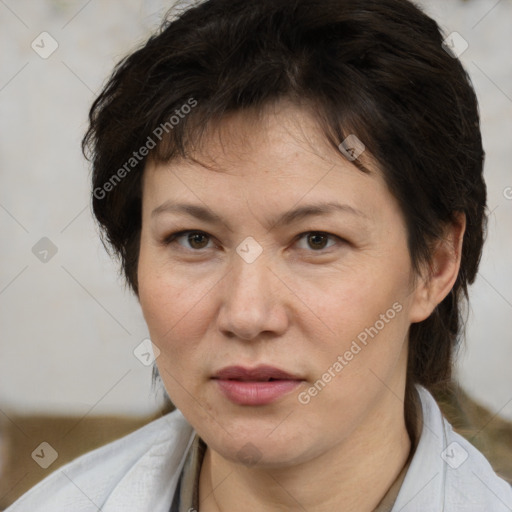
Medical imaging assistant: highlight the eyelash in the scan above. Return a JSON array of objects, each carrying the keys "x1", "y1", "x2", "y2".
[{"x1": 162, "y1": 230, "x2": 344, "y2": 253}]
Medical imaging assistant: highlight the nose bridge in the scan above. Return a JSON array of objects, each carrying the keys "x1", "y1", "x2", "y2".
[{"x1": 217, "y1": 249, "x2": 286, "y2": 340}]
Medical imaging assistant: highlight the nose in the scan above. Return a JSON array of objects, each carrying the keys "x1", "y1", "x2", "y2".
[{"x1": 216, "y1": 253, "x2": 289, "y2": 341}]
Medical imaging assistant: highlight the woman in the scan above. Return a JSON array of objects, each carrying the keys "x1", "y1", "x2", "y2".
[{"x1": 7, "y1": 0, "x2": 512, "y2": 510}]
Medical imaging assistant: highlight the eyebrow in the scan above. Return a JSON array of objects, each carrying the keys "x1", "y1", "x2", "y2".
[{"x1": 151, "y1": 201, "x2": 367, "y2": 230}]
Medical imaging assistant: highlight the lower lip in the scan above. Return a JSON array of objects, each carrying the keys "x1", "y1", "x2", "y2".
[{"x1": 214, "y1": 379, "x2": 302, "y2": 405}]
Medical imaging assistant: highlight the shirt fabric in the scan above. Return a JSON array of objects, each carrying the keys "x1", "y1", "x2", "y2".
[{"x1": 6, "y1": 385, "x2": 512, "y2": 512}]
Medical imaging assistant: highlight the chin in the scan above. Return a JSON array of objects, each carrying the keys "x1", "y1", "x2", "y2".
[{"x1": 205, "y1": 425, "x2": 318, "y2": 469}]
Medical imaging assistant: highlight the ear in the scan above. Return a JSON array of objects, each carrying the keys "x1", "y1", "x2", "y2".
[{"x1": 409, "y1": 213, "x2": 466, "y2": 324}]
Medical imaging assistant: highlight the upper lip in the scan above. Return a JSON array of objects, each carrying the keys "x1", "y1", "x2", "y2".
[{"x1": 213, "y1": 365, "x2": 302, "y2": 381}]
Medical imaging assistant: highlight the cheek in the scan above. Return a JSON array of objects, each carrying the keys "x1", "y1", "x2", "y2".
[
  {"x1": 139, "y1": 274, "x2": 210, "y2": 346},
  {"x1": 137, "y1": 271, "x2": 212, "y2": 407},
  {"x1": 290, "y1": 261, "x2": 412, "y2": 396},
  {"x1": 296, "y1": 291, "x2": 410, "y2": 433},
  {"x1": 293, "y1": 265, "x2": 409, "y2": 341},
  {"x1": 137, "y1": 257, "x2": 225, "y2": 400},
  {"x1": 138, "y1": 240, "x2": 214, "y2": 332}
]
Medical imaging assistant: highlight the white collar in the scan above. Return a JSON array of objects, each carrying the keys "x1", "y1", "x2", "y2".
[{"x1": 392, "y1": 386, "x2": 512, "y2": 511}]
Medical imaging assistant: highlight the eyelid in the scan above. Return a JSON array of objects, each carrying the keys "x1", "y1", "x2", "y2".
[
  {"x1": 163, "y1": 229, "x2": 216, "y2": 250},
  {"x1": 162, "y1": 229, "x2": 346, "y2": 253},
  {"x1": 293, "y1": 231, "x2": 343, "y2": 251}
]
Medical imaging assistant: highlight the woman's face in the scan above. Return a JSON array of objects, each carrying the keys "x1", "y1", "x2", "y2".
[{"x1": 138, "y1": 103, "x2": 425, "y2": 468}]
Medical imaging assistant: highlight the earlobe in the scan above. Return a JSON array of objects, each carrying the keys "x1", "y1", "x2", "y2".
[{"x1": 409, "y1": 213, "x2": 466, "y2": 324}]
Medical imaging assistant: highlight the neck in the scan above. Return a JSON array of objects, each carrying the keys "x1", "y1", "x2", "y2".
[{"x1": 199, "y1": 386, "x2": 412, "y2": 512}]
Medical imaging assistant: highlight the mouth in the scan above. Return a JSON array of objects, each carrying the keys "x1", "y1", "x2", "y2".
[
  {"x1": 213, "y1": 365, "x2": 302, "y2": 381},
  {"x1": 212, "y1": 365, "x2": 304, "y2": 405}
]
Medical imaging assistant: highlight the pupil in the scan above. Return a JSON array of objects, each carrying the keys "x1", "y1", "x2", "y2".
[
  {"x1": 308, "y1": 233, "x2": 327, "y2": 249},
  {"x1": 189, "y1": 233, "x2": 208, "y2": 249}
]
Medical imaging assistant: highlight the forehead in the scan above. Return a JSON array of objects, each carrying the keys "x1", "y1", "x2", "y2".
[{"x1": 141, "y1": 101, "x2": 391, "y2": 219}]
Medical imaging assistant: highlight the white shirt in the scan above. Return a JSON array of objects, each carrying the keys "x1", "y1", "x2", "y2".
[{"x1": 6, "y1": 386, "x2": 512, "y2": 511}]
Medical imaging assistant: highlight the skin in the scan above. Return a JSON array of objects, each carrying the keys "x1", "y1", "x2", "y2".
[{"x1": 137, "y1": 101, "x2": 465, "y2": 512}]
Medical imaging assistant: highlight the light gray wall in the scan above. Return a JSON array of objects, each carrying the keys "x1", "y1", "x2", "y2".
[{"x1": 1, "y1": 0, "x2": 511, "y2": 419}]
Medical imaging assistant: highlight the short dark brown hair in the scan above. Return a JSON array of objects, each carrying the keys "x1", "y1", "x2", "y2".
[{"x1": 83, "y1": 0, "x2": 487, "y2": 435}]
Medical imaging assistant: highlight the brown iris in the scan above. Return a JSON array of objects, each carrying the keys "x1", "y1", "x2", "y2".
[
  {"x1": 307, "y1": 233, "x2": 329, "y2": 250},
  {"x1": 187, "y1": 232, "x2": 210, "y2": 249}
]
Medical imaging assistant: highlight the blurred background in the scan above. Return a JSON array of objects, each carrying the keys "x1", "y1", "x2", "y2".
[{"x1": 1, "y1": 0, "x2": 511, "y2": 507}]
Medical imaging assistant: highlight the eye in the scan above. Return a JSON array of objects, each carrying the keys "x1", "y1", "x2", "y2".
[
  {"x1": 295, "y1": 231, "x2": 340, "y2": 251},
  {"x1": 164, "y1": 230, "x2": 214, "y2": 250},
  {"x1": 163, "y1": 230, "x2": 343, "y2": 253}
]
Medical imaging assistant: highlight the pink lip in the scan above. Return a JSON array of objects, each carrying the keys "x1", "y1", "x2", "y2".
[{"x1": 212, "y1": 365, "x2": 304, "y2": 406}]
